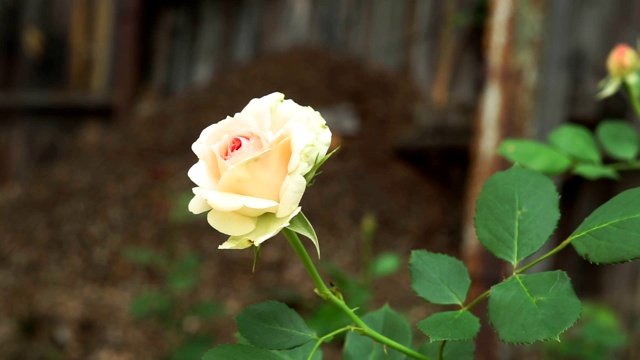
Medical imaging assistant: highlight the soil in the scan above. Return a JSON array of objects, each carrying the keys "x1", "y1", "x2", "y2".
[{"x1": 0, "y1": 48, "x2": 465, "y2": 359}]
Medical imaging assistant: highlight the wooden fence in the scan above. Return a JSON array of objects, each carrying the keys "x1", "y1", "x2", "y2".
[{"x1": 2, "y1": 0, "x2": 640, "y2": 357}]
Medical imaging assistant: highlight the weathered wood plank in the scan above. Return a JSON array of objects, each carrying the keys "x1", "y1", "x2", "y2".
[
  {"x1": 191, "y1": 0, "x2": 223, "y2": 86},
  {"x1": 0, "y1": 92, "x2": 113, "y2": 115},
  {"x1": 461, "y1": 0, "x2": 548, "y2": 358}
]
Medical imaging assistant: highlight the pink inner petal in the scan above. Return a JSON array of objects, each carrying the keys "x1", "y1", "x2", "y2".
[{"x1": 223, "y1": 136, "x2": 249, "y2": 160}]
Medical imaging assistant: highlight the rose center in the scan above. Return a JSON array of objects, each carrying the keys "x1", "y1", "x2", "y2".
[{"x1": 224, "y1": 136, "x2": 249, "y2": 160}]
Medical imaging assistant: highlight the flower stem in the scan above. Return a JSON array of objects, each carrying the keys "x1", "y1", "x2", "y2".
[
  {"x1": 282, "y1": 228, "x2": 430, "y2": 360},
  {"x1": 282, "y1": 228, "x2": 332, "y2": 297},
  {"x1": 437, "y1": 340, "x2": 447, "y2": 360},
  {"x1": 624, "y1": 81, "x2": 640, "y2": 119},
  {"x1": 307, "y1": 326, "x2": 357, "y2": 360},
  {"x1": 608, "y1": 160, "x2": 640, "y2": 171}
]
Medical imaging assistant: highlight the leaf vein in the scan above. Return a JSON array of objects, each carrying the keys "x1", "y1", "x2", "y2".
[
  {"x1": 514, "y1": 275, "x2": 539, "y2": 310},
  {"x1": 569, "y1": 213, "x2": 640, "y2": 241}
]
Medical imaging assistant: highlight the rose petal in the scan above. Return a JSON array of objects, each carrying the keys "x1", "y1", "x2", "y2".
[
  {"x1": 209, "y1": 116, "x2": 261, "y2": 136},
  {"x1": 192, "y1": 138, "x2": 214, "y2": 164},
  {"x1": 218, "y1": 137, "x2": 291, "y2": 201},
  {"x1": 188, "y1": 191, "x2": 212, "y2": 214},
  {"x1": 253, "y1": 207, "x2": 301, "y2": 246},
  {"x1": 270, "y1": 99, "x2": 301, "y2": 131},
  {"x1": 213, "y1": 148, "x2": 230, "y2": 178},
  {"x1": 188, "y1": 161, "x2": 217, "y2": 189},
  {"x1": 207, "y1": 209, "x2": 257, "y2": 236},
  {"x1": 276, "y1": 174, "x2": 307, "y2": 218},
  {"x1": 195, "y1": 188, "x2": 279, "y2": 216},
  {"x1": 284, "y1": 109, "x2": 331, "y2": 176},
  {"x1": 240, "y1": 92, "x2": 284, "y2": 130},
  {"x1": 218, "y1": 207, "x2": 301, "y2": 249}
]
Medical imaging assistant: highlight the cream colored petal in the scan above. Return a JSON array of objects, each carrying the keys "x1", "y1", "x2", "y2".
[
  {"x1": 219, "y1": 207, "x2": 301, "y2": 249},
  {"x1": 239, "y1": 93, "x2": 284, "y2": 130},
  {"x1": 252, "y1": 207, "x2": 301, "y2": 246},
  {"x1": 206, "y1": 209, "x2": 257, "y2": 236},
  {"x1": 195, "y1": 188, "x2": 279, "y2": 214},
  {"x1": 188, "y1": 161, "x2": 217, "y2": 189},
  {"x1": 270, "y1": 99, "x2": 301, "y2": 131},
  {"x1": 284, "y1": 109, "x2": 332, "y2": 176},
  {"x1": 191, "y1": 140, "x2": 212, "y2": 163},
  {"x1": 235, "y1": 206, "x2": 276, "y2": 218},
  {"x1": 218, "y1": 138, "x2": 291, "y2": 202},
  {"x1": 188, "y1": 191, "x2": 212, "y2": 214},
  {"x1": 192, "y1": 146, "x2": 220, "y2": 184},
  {"x1": 194, "y1": 188, "x2": 242, "y2": 212},
  {"x1": 285, "y1": 121, "x2": 311, "y2": 175},
  {"x1": 209, "y1": 115, "x2": 261, "y2": 136},
  {"x1": 213, "y1": 149, "x2": 230, "y2": 178},
  {"x1": 276, "y1": 175, "x2": 307, "y2": 218}
]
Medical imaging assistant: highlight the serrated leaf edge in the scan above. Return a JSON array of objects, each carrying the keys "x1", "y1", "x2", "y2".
[
  {"x1": 409, "y1": 250, "x2": 470, "y2": 306},
  {"x1": 487, "y1": 272, "x2": 582, "y2": 345},
  {"x1": 417, "y1": 309, "x2": 481, "y2": 342}
]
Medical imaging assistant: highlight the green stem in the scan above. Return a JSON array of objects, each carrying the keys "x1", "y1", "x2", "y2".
[
  {"x1": 515, "y1": 237, "x2": 572, "y2": 274},
  {"x1": 307, "y1": 326, "x2": 358, "y2": 360},
  {"x1": 282, "y1": 228, "x2": 332, "y2": 297},
  {"x1": 608, "y1": 160, "x2": 640, "y2": 171},
  {"x1": 282, "y1": 228, "x2": 429, "y2": 360},
  {"x1": 437, "y1": 340, "x2": 447, "y2": 360},
  {"x1": 460, "y1": 289, "x2": 491, "y2": 312},
  {"x1": 624, "y1": 81, "x2": 640, "y2": 119}
]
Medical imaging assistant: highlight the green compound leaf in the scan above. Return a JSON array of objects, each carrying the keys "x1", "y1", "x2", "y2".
[
  {"x1": 417, "y1": 310, "x2": 480, "y2": 341},
  {"x1": 202, "y1": 344, "x2": 284, "y2": 360},
  {"x1": 570, "y1": 187, "x2": 640, "y2": 264},
  {"x1": 419, "y1": 340, "x2": 475, "y2": 360},
  {"x1": 343, "y1": 305, "x2": 412, "y2": 360},
  {"x1": 498, "y1": 139, "x2": 572, "y2": 175},
  {"x1": 596, "y1": 120, "x2": 640, "y2": 161},
  {"x1": 475, "y1": 166, "x2": 560, "y2": 266},
  {"x1": 236, "y1": 301, "x2": 316, "y2": 350},
  {"x1": 488, "y1": 271, "x2": 581, "y2": 344},
  {"x1": 168, "y1": 336, "x2": 211, "y2": 360},
  {"x1": 409, "y1": 250, "x2": 471, "y2": 305},
  {"x1": 572, "y1": 164, "x2": 619, "y2": 180},
  {"x1": 543, "y1": 302, "x2": 627, "y2": 359},
  {"x1": 548, "y1": 124, "x2": 601, "y2": 164},
  {"x1": 273, "y1": 341, "x2": 323, "y2": 360},
  {"x1": 287, "y1": 211, "x2": 321, "y2": 258}
]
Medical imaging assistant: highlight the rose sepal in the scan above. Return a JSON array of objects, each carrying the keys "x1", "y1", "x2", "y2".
[
  {"x1": 597, "y1": 76, "x2": 622, "y2": 99},
  {"x1": 304, "y1": 146, "x2": 340, "y2": 186},
  {"x1": 286, "y1": 211, "x2": 321, "y2": 258}
]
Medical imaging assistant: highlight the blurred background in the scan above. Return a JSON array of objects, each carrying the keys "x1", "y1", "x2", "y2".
[{"x1": 0, "y1": 0, "x2": 639, "y2": 359}]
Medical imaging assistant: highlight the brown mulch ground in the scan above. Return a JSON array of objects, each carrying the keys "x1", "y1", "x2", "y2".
[{"x1": 0, "y1": 48, "x2": 464, "y2": 359}]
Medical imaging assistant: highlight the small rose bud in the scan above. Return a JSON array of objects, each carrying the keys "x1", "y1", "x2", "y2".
[{"x1": 606, "y1": 44, "x2": 639, "y2": 78}]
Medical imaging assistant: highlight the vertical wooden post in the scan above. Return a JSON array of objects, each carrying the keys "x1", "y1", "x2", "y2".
[
  {"x1": 68, "y1": 0, "x2": 90, "y2": 90},
  {"x1": 113, "y1": 0, "x2": 141, "y2": 120},
  {"x1": 90, "y1": 0, "x2": 115, "y2": 94},
  {"x1": 462, "y1": 0, "x2": 547, "y2": 358}
]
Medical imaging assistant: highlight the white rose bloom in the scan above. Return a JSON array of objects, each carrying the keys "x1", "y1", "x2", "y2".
[{"x1": 188, "y1": 92, "x2": 332, "y2": 249}]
